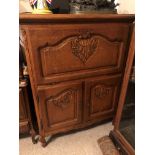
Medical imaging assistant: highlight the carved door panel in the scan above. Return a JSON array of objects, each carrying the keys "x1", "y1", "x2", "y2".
[
  {"x1": 24, "y1": 23, "x2": 131, "y2": 84},
  {"x1": 37, "y1": 81, "x2": 82, "y2": 133},
  {"x1": 84, "y1": 74, "x2": 121, "y2": 122}
]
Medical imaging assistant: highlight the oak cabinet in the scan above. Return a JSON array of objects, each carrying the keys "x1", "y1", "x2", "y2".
[
  {"x1": 19, "y1": 79, "x2": 37, "y2": 143},
  {"x1": 20, "y1": 14, "x2": 134, "y2": 147},
  {"x1": 19, "y1": 87, "x2": 28, "y2": 121},
  {"x1": 19, "y1": 86, "x2": 30, "y2": 133}
]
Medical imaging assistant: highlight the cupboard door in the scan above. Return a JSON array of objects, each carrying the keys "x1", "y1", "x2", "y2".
[
  {"x1": 38, "y1": 81, "x2": 82, "y2": 133},
  {"x1": 84, "y1": 75, "x2": 121, "y2": 122}
]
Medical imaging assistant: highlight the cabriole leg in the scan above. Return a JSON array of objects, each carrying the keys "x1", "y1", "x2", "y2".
[
  {"x1": 30, "y1": 129, "x2": 37, "y2": 144},
  {"x1": 40, "y1": 136, "x2": 47, "y2": 147}
]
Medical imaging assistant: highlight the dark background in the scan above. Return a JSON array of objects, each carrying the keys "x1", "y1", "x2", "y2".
[{"x1": 52, "y1": 0, "x2": 70, "y2": 13}]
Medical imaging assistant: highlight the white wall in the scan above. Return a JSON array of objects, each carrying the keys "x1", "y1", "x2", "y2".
[
  {"x1": 117, "y1": 0, "x2": 135, "y2": 14},
  {"x1": 19, "y1": 0, "x2": 135, "y2": 14},
  {"x1": 19, "y1": 0, "x2": 32, "y2": 13}
]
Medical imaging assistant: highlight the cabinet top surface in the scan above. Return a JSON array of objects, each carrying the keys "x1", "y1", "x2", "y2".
[{"x1": 19, "y1": 13, "x2": 135, "y2": 24}]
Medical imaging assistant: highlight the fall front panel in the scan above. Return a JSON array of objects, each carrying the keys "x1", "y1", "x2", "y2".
[{"x1": 25, "y1": 23, "x2": 130, "y2": 84}]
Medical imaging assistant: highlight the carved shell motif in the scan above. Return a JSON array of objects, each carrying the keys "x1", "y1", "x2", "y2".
[
  {"x1": 71, "y1": 32, "x2": 98, "y2": 64},
  {"x1": 47, "y1": 89, "x2": 73, "y2": 110},
  {"x1": 94, "y1": 85, "x2": 110, "y2": 99}
]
